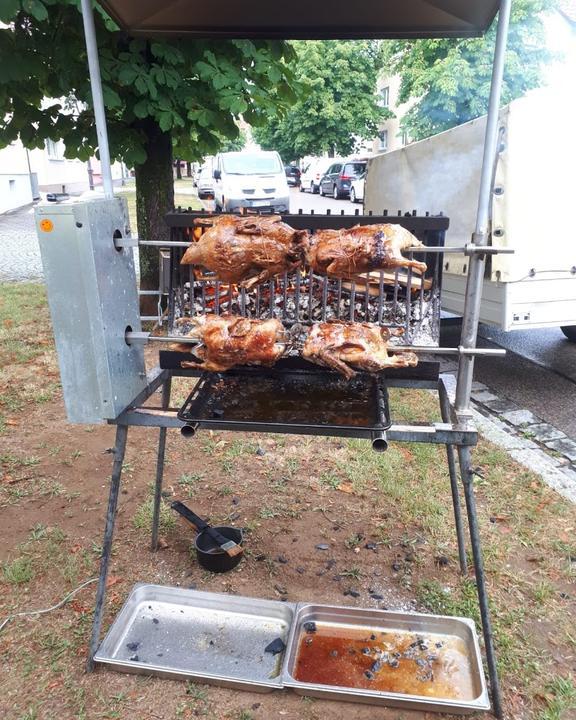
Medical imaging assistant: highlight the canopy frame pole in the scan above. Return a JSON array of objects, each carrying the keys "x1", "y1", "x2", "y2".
[
  {"x1": 454, "y1": 0, "x2": 512, "y2": 415},
  {"x1": 80, "y1": 0, "x2": 114, "y2": 198}
]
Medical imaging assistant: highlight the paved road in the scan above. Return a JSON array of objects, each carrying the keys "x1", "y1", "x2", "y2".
[
  {"x1": 289, "y1": 185, "x2": 360, "y2": 215},
  {"x1": 0, "y1": 206, "x2": 42, "y2": 282},
  {"x1": 441, "y1": 321, "x2": 576, "y2": 440}
]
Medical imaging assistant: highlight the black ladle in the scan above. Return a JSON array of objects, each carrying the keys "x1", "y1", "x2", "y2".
[{"x1": 171, "y1": 501, "x2": 244, "y2": 573}]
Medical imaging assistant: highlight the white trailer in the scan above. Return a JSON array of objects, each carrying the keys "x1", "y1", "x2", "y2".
[{"x1": 364, "y1": 87, "x2": 576, "y2": 339}]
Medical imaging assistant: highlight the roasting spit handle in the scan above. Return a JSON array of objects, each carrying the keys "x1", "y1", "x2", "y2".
[{"x1": 180, "y1": 423, "x2": 198, "y2": 438}]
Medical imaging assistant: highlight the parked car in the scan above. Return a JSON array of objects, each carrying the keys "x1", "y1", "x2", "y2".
[
  {"x1": 212, "y1": 151, "x2": 290, "y2": 213},
  {"x1": 196, "y1": 165, "x2": 214, "y2": 199},
  {"x1": 350, "y1": 172, "x2": 366, "y2": 204},
  {"x1": 319, "y1": 159, "x2": 367, "y2": 199},
  {"x1": 300, "y1": 158, "x2": 338, "y2": 194},
  {"x1": 285, "y1": 165, "x2": 301, "y2": 187}
]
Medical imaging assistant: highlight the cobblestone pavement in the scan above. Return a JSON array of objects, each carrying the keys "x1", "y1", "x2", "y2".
[{"x1": 0, "y1": 206, "x2": 43, "y2": 282}]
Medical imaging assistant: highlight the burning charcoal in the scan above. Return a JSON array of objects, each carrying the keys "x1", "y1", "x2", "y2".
[
  {"x1": 343, "y1": 589, "x2": 360, "y2": 598},
  {"x1": 370, "y1": 634, "x2": 376, "y2": 641},
  {"x1": 129, "y1": 654, "x2": 139, "y2": 662},
  {"x1": 264, "y1": 637, "x2": 286, "y2": 656},
  {"x1": 361, "y1": 647, "x2": 371, "y2": 655},
  {"x1": 276, "y1": 555, "x2": 288, "y2": 564},
  {"x1": 315, "y1": 543, "x2": 330, "y2": 550},
  {"x1": 427, "y1": 655, "x2": 439, "y2": 663},
  {"x1": 330, "y1": 650, "x2": 338, "y2": 657},
  {"x1": 392, "y1": 652, "x2": 401, "y2": 659},
  {"x1": 364, "y1": 670, "x2": 374, "y2": 680},
  {"x1": 126, "y1": 642, "x2": 140, "y2": 652},
  {"x1": 416, "y1": 658, "x2": 427, "y2": 667},
  {"x1": 303, "y1": 622, "x2": 317, "y2": 634},
  {"x1": 370, "y1": 660, "x2": 383, "y2": 673},
  {"x1": 389, "y1": 658, "x2": 399, "y2": 668},
  {"x1": 435, "y1": 642, "x2": 443, "y2": 649},
  {"x1": 152, "y1": 618, "x2": 159, "y2": 625},
  {"x1": 409, "y1": 640, "x2": 420, "y2": 649}
]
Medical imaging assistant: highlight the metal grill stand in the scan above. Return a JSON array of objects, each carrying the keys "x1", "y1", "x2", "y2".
[{"x1": 53, "y1": 0, "x2": 514, "y2": 717}]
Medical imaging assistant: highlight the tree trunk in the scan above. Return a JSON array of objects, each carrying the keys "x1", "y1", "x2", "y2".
[
  {"x1": 186, "y1": 161, "x2": 192, "y2": 177},
  {"x1": 175, "y1": 158, "x2": 182, "y2": 180},
  {"x1": 134, "y1": 119, "x2": 174, "y2": 303}
]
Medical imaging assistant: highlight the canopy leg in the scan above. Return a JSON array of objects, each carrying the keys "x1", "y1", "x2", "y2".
[
  {"x1": 458, "y1": 445, "x2": 503, "y2": 718},
  {"x1": 438, "y1": 379, "x2": 468, "y2": 574}
]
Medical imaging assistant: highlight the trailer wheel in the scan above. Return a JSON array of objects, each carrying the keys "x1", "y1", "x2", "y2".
[{"x1": 560, "y1": 325, "x2": 576, "y2": 342}]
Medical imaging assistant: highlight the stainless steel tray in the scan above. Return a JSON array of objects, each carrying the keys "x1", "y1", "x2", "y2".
[
  {"x1": 282, "y1": 603, "x2": 489, "y2": 714},
  {"x1": 94, "y1": 584, "x2": 294, "y2": 691}
]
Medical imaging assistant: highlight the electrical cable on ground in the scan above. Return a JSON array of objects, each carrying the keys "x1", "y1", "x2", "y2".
[{"x1": 0, "y1": 577, "x2": 98, "y2": 634}]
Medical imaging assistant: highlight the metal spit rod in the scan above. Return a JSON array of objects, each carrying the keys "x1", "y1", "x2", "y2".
[
  {"x1": 125, "y1": 331, "x2": 505, "y2": 356},
  {"x1": 137, "y1": 240, "x2": 513, "y2": 255}
]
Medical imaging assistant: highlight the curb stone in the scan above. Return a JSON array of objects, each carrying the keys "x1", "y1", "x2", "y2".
[{"x1": 440, "y1": 373, "x2": 576, "y2": 505}]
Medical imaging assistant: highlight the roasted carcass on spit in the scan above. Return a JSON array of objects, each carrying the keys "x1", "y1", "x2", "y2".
[
  {"x1": 306, "y1": 223, "x2": 427, "y2": 279},
  {"x1": 180, "y1": 215, "x2": 309, "y2": 288},
  {"x1": 173, "y1": 314, "x2": 287, "y2": 372},
  {"x1": 302, "y1": 321, "x2": 418, "y2": 380}
]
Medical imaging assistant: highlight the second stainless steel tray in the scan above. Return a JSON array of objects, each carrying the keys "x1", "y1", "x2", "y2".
[
  {"x1": 282, "y1": 603, "x2": 490, "y2": 714},
  {"x1": 94, "y1": 584, "x2": 294, "y2": 691}
]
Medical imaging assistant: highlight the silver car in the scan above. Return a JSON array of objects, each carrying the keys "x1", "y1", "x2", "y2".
[{"x1": 196, "y1": 165, "x2": 214, "y2": 199}]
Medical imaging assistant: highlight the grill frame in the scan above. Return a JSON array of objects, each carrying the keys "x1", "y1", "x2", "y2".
[{"x1": 162, "y1": 211, "x2": 448, "y2": 347}]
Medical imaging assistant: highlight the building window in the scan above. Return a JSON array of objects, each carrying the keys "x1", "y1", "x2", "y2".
[
  {"x1": 46, "y1": 138, "x2": 64, "y2": 160},
  {"x1": 379, "y1": 86, "x2": 390, "y2": 108},
  {"x1": 400, "y1": 130, "x2": 409, "y2": 146},
  {"x1": 378, "y1": 130, "x2": 388, "y2": 151}
]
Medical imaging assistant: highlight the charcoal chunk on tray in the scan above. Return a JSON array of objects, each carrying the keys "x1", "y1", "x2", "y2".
[{"x1": 264, "y1": 637, "x2": 286, "y2": 655}]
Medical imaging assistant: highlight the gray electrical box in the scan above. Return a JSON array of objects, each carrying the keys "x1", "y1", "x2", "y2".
[{"x1": 36, "y1": 197, "x2": 147, "y2": 423}]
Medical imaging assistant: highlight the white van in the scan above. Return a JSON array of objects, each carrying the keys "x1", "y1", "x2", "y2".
[
  {"x1": 300, "y1": 157, "x2": 341, "y2": 194},
  {"x1": 213, "y1": 151, "x2": 290, "y2": 213}
]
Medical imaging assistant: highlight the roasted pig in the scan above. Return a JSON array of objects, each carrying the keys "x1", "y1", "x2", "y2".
[
  {"x1": 302, "y1": 321, "x2": 418, "y2": 379},
  {"x1": 307, "y1": 223, "x2": 426, "y2": 278},
  {"x1": 180, "y1": 215, "x2": 309, "y2": 288},
  {"x1": 175, "y1": 314, "x2": 287, "y2": 372}
]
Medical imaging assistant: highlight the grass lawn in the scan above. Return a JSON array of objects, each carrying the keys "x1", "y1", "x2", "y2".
[
  {"x1": 115, "y1": 179, "x2": 202, "y2": 234},
  {"x1": 0, "y1": 282, "x2": 575, "y2": 720}
]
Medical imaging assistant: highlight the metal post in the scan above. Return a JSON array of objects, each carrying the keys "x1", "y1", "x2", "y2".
[
  {"x1": 87, "y1": 424, "x2": 128, "y2": 671},
  {"x1": 438, "y1": 380, "x2": 468, "y2": 575},
  {"x1": 454, "y1": 0, "x2": 512, "y2": 413},
  {"x1": 79, "y1": 0, "x2": 114, "y2": 199},
  {"x1": 458, "y1": 446, "x2": 503, "y2": 719},
  {"x1": 151, "y1": 378, "x2": 172, "y2": 551}
]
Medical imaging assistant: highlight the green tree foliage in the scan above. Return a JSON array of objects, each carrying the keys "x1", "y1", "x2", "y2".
[
  {"x1": 0, "y1": 0, "x2": 297, "y2": 284},
  {"x1": 385, "y1": 0, "x2": 551, "y2": 141},
  {"x1": 253, "y1": 40, "x2": 385, "y2": 162}
]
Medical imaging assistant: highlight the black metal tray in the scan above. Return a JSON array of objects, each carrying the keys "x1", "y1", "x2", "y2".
[{"x1": 177, "y1": 368, "x2": 391, "y2": 439}]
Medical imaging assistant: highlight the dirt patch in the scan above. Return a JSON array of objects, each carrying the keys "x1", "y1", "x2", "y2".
[{"x1": 1, "y1": 284, "x2": 575, "y2": 720}]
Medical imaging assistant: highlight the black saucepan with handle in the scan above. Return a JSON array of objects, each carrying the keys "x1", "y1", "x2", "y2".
[{"x1": 171, "y1": 501, "x2": 244, "y2": 573}]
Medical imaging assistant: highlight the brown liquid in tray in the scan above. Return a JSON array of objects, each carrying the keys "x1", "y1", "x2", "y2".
[{"x1": 293, "y1": 624, "x2": 477, "y2": 700}]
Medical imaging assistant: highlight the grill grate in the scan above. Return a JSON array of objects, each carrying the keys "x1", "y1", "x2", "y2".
[{"x1": 163, "y1": 211, "x2": 447, "y2": 346}]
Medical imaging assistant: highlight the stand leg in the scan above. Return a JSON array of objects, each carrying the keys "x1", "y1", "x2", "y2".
[
  {"x1": 151, "y1": 378, "x2": 172, "y2": 552},
  {"x1": 438, "y1": 381, "x2": 468, "y2": 574},
  {"x1": 457, "y1": 445, "x2": 503, "y2": 719},
  {"x1": 87, "y1": 424, "x2": 128, "y2": 672}
]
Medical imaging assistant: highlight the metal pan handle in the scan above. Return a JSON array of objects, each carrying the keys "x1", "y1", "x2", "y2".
[{"x1": 170, "y1": 501, "x2": 209, "y2": 531}]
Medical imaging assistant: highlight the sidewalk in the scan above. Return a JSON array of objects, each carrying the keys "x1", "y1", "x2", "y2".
[{"x1": 0, "y1": 205, "x2": 42, "y2": 282}]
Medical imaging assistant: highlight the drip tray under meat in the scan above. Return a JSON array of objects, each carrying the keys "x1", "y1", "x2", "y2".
[{"x1": 178, "y1": 370, "x2": 391, "y2": 439}]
